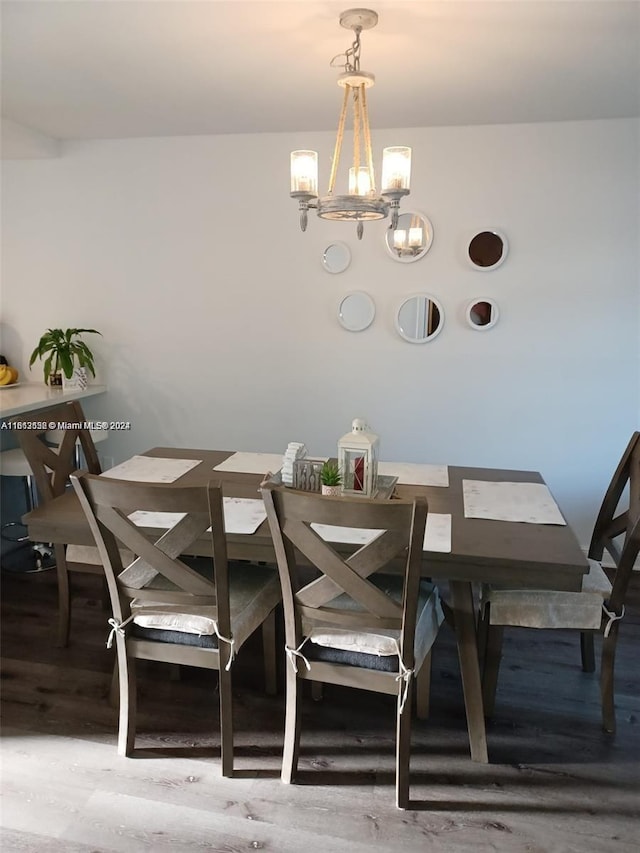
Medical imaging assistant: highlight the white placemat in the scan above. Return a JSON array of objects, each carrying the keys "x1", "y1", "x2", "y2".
[
  {"x1": 378, "y1": 461, "x2": 449, "y2": 487},
  {"x1": 102, "y1": 456, "x2": 201, "y2": 483},
  {"x1": 128, "y1": 497, "x2": 267, "y2": 535},
  {"x1": 213, "y1": 451, "x2": 284, "y2": 475},
  {"x1": 462, "y1": 480, "x2": 566, "y2": 525},
  {"x1": 311, "y1": 513, "x2": 452, "y2": 553}
]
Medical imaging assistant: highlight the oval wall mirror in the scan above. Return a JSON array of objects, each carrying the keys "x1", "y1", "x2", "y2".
[
  {"x1": 338, "y1": 291, "x2": 376, "y2": 332},
  {"x1": 385, "y1": 212, "x2": 434, "y2": 263},
  {"x1": 466, "y1": 298, "x2": 500, "y2": 331},
  {"x1": 467, "y1": 230, "x2": 508, "y2": 270},
  {"x1": 395, "y1": 294, "x2": 444, "y2": 343},
  {"x1": 322, "y1": 241, "x2": 351, "y2": 274}
]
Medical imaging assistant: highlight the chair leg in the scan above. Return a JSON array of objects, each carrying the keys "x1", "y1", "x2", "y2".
[
  {"x1": 601, "y1": 624, "x2": 619, "y2": 734},
  {"x1": 108, "y1": 659, "x2": 119, "y2": 708},
  {"x1": 481, "y1": 623, "x2": 504, "y2": 719},
  {"x1": 101, "y1": 577, "x2": 111, "y2": 612},
  {"x1": 55, "y1": 544, "x2": 71, "y2": 647},
  {"x1": 415, "y1": 651, "x2": 431, "y2": 720},
  {"x1": 218, "y1": 663, "x2": 234, "y2": 777},
  {"x1": 476, "y1": 603, "x2": 489, "y2": 670},
  {"x1": 580, "y1": 632, "x2": 596, "y2": 673},
  {"x1": 281, "y1": 663, "x2": 302, "y2": 784},
  {"x1": 262, "y1": 609, "x2": 277, "y2": 696},
  {"x1": 396, "y1": 681, "x2": 414, "y2": 809},
  {"x1": 116, "y1": 641, "x2": 136, "y2": 756}
]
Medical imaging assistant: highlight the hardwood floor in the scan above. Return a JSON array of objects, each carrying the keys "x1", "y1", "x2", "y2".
[{"x1": 1, "y1": 561, "x2": 639, "y2": 852}]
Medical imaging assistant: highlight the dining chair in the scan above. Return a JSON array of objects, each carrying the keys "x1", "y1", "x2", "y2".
[
  {"x1": 478, "y1": 431, "x2": 640, "y2": 733},
  {"x1": 71, "y1": 472, "x2": 281, "y2": 773},
  {"x1": 11, "y1": 400, "x2": 113, "y2": 645},
  {"x1": 261, "y1": 482, "x2": 444, "y2": 809}
]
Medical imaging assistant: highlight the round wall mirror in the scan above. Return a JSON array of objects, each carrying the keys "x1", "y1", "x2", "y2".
[
  {"x1": 338, "y1": 291, "x2": 376, "y2": 332},
  {"x1": 467, "y1": 230, "x2": 508, "y2": 270},
  {"x1": 385, "y1": 212, "x2": 434, "y2": 263},
  {"x1": 466, "y1": 298, "x2": 500, "y2": 331},
  {"x1": 395, "y1": 294, "x2": 444, "y2": 343},
  {"x1": 322, "y1": 241, "x2": 351, "y2": 274}
]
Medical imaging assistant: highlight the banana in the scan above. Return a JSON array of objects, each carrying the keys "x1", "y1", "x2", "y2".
[{"x1": 0, "y1": 364, "x2": 19, "y2": 385}]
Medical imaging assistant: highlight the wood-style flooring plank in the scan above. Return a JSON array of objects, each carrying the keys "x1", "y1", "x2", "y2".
[{"x1": 1, "y1": 567, "x2": 639, "y2": 852}]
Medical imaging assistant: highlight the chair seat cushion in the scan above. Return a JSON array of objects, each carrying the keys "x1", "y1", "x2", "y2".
[
  {"x1": 305, "y1": 577, "x2": 444, "y2": 673},
  {"x1": 130, "y1": 562, "x2": 280, "y2": 649},
  {"x1": 483, "y1": 558, "x2": 612, "y2": 630}
]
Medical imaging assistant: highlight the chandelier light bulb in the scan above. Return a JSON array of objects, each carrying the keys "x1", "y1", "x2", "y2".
[{"x1": 349, "y1": 166, "x2": 372, "y2": 196}]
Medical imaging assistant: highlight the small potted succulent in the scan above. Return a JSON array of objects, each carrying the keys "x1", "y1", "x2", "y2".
[
  {"x1": 29, "y1": 327, "x2": 101, "y2": 387},
  {"x1": 320, "y1": 461, "x2": 342, "y2": 497}
]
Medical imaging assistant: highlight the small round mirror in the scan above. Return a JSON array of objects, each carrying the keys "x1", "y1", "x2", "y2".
[
  {"x1": 385, "y1": 212, "x2": 434, "y2": 263},
  {"x1": 322, "y1": 241, "x2": 351, "y2": 274},
  {"x1": 395, "y1": 294, "x2": 444, "y2": 343},
  {"x1": 466, "y1": 298, "x2": 500, "y2": 331},
  {"x1": 468, "y1": 230, "x2": 508, "y2": 270},
  {"x1": 338, "y1": 291, "x2": 376, "y2": 332}
]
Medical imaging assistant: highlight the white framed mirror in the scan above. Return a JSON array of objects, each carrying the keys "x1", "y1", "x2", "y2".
[
  {"x1": 322, "y1": 241, "x2": 351, "y2": 274},
  {"x1": 395, "y1": 293, "x2": 444, "y2": 343},
  {"x1": 385, "y1": 211, "x2": 434, "y2": 263},
  {"x1": 466, "y1": 298, "x2": 500, "y2": 331},
  {"x1": 338, "y1": 291, "x2": 376, "y2": 332},
  {"x1": 467, "y1": 230, "x2": 508, "y2": 270}
]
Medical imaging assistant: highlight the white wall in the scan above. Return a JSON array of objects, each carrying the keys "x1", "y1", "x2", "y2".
[
  {"x1": 1, "y1": 118, "x2": 638, "y2": 546},
  {"x1": 1, "y1": 118, "x2": 60, "y2": 160}
]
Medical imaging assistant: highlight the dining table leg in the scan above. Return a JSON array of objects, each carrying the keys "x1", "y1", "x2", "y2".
[{"x1": 449, "y1": 579, "x2": 489, "y2": 763}]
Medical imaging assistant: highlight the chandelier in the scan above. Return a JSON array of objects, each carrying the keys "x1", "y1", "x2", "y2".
[{"x1": 290, "y1": 8, "x2": 411, "y2": 240}]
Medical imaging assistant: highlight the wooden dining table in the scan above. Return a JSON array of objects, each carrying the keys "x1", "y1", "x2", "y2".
[{"x1": 23, "y1": 446, "x2": 590, "y2": 764}]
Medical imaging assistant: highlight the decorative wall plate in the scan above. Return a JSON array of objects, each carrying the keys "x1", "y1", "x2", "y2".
[
  {"x1": 466, "y1": 298, "x2": 500, "y2": 330},
  {"x1": 385, "y1": 211, "x2": 434, "y2": 263},
  {"x1": 395, "y1": 294, "x2": 444, "y2": 343},
  {"x1": 322, "y1": 241, "x2": 351, "y2": 274},
  {"x1": 467, "y1": 230, "x2": 508, "y2": 270},
  {"x1": 338, "y1": 291, "x2": 376, "y2": 331}
]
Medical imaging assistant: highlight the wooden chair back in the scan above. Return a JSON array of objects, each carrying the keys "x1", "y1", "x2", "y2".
[
  {"x1": 71, "y1": 473, "x2": 231, "y2": 642},
  {"x1": 12, "y1": 400, "x2": 101, "y2": 502},
  {"x1": 261, "y1": 484, "x2": 428, "y2": 669},
  {"x1": 588, "y1": 431, "x2": 640, "y2": 613}
]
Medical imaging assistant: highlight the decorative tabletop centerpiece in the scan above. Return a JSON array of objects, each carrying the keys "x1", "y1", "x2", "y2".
[
  {"x1": 338, "y1": 418, "x2": 379, "y2": 497},
  {"x1": 29, "y1": 327, "x2": 101, "y2": 388},
  {"x1": 320, "y1": 461, "x2": 343, "y2": 497}
]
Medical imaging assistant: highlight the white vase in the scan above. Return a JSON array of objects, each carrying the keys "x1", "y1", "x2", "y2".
[
  {"x1": 321, "y1": 485, "x2": 341, "y2": 497},
  {"x1": 62, "y1": 367, "x2": 88, "y2": 391}
]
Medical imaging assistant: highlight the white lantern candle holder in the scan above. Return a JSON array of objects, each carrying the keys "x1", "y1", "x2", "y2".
[{"x1": 337, "y1": 418, "x2": 379, "y2": 498}]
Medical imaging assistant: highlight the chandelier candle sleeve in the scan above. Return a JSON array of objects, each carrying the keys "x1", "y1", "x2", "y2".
[
  {"x1": 349, "y1": 166, "x2": 372, "y2": 195},
  {"x1": 381, "y1": 147, "x2": 412, "y2": 193},
  {"x1": 290, "y1": 151, "x2": 318, "y2": 197},
  {"x1": 394, "y1": 229, "x2": 407, "y2": 250},
  {"x1": 409, "y1": 225, "x2": 423, "y2": 248}
]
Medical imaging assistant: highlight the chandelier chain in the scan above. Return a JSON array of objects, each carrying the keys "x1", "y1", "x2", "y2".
[{"x1": 330, "y1": 26, "x2": 362, "y2": 73}]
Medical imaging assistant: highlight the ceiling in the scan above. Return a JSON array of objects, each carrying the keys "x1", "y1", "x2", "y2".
[{"x1": 1, "y1": 0, "x2": 639, "y2": 141}]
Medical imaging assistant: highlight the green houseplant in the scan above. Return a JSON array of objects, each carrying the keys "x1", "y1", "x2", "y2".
[
  {"x1": 29, "y1": 328, "x2": 102, "y2": 386},
  {"x1": 320, "y1": 461, "x2": 342, "y2": 496}
]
